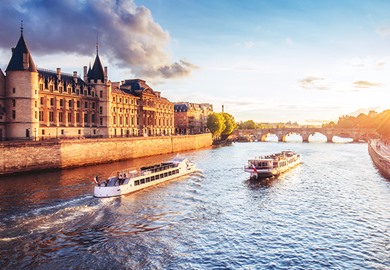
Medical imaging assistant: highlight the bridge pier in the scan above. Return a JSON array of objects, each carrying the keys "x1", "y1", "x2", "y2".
[
  {"x1": 326, "y1": 135, "x2": 333, "y2": 143},
  {"x1": 277, "y1": 132, "x2": 286, "y2": 142},
  {"x1": 301, "y1": 134, "x2": 310, "y2": 142}
]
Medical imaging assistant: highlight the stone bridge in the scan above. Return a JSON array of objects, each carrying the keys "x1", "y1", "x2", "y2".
[{"x1": 234, "y1": 127, "x2": 378, "y2": 143}]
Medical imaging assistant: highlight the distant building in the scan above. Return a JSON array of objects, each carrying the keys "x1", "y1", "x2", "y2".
[
  {"x1": 0, "y1": 27, "x2": 174, "y2": 140},
  {"x1": 174, "y1": 102, "x2": 213, "y2": 134}
]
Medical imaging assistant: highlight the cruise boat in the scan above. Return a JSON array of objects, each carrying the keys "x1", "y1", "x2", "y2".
[
  {"x1": 94, "y1": 157, "x2": 196, "y2": 198},
  {"x1": 244, "y1": 151, "x2": 301, "y2": 180}
]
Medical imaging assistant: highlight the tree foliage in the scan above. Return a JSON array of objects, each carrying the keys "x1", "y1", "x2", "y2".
[
  {"x1": 221, "y1": 113, "x2": 237, "y2": 139},
  {"x1": 237, "y1": 120, "x2": 256, "y2": 129},
  {"x1": 322, "y1": 110, "x2": 390, "y2": 139},
  {"x1": 207, "y1": 113, "x2": 226, "y2": 138}
]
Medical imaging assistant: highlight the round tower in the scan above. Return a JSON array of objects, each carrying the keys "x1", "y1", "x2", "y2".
[{"x1": 5, "y1": 25, "x2": 39, "y2": 140}]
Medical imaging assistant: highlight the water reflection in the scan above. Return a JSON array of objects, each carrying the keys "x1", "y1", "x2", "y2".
[{"x1": 1, "y1": 143, "x2": 390, "y2": 269}]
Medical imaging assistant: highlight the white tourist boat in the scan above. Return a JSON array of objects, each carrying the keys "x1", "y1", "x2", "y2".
[
  {"x1": 94, "y1": 157, "x2": 196, "y2": 198},
  {"x1": 244, "y1": 150, "x2": 301, "y2": 180}
]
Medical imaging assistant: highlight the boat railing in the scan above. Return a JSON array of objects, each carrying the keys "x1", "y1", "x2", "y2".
[{"x1": 108, "y1": 163, "x2": 178, "y2": 179}]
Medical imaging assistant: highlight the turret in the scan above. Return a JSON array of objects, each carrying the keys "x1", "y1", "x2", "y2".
[{"x1": 5, "y1": 23, "x2": 39, "y2": 140}]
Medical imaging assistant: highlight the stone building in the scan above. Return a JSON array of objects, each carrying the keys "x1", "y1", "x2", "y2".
[
  {"x1": 174, "y1": 102, "x2": 213, "y2": 134},
  {"x1": 0, "y1": 27, "x2": 174, "y2": 140}
]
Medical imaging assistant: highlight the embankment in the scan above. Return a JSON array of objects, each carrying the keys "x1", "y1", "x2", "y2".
[
  {"x1": 0, "y1": 134, "x2": 212, "y2": 175},
  {"x1": 368, "y1": 140, "x2": 390, "y2": 179}
]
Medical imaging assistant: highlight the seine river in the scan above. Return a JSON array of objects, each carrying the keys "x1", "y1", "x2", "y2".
[{"x1": 0, "y1": 141, "x2": 389, "y2": 269}]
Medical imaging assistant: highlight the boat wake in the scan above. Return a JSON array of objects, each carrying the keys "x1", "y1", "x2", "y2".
[{"x1": 0, "y1": 195, "x2": 116, "y2": 241}]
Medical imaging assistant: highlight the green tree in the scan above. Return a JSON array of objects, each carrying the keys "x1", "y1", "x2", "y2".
[
  {"x1": 221, "y1": 113, "x2": 237, "y2": 140},
  {"x1": 376, "y1": 110, "x2": 390, "y2": 139},
  {"x1": 207, "y1": 113, "x2": 225, "y2": 139},
  {"x1": 241, "y1": 120, "x2": 256, "y2": 129}
]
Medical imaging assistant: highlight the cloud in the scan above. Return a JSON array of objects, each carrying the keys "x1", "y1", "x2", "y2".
[
  {"x1": 0, "y1": 0, "x2": 197, "y2": 80},
  {"x1": 352, "y1": 80, "x2": 383, "y2": 88},
  {"x1": 377, "y1": 26, "x2": 390, "y2": 37},
  {"x1": 348, "y1": 56, "x2": 387, "y2": 70},
  {"x1": 234, "y1": 41, "x2": 255, "y2": 49},
  {"x1": 298, "y1": 76, "x2": 330, "y2": 90},
  {"x1": 285, "y1": 37, "x2": 293, "y2": 45}
]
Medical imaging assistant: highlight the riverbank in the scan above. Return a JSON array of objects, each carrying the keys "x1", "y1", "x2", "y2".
[
  {"x1": 0, "y1": 134, "x2": 212, "y2": 175},
  {"x1": 368, "y1": 139, "x2": 390, "y2": 179}
]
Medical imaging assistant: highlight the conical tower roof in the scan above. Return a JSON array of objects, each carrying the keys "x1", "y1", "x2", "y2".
[
  {"x1": 6, "y1": 28, "x2": 37, "y2": 72},
  {"x1": 88, "y1": 54, "x2": 105, "y2": 82}
]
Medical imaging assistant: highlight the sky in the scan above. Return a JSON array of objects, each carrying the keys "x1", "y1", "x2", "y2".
[{"x1": 0, "y1": 0, "x2": 389, "y2": 125}]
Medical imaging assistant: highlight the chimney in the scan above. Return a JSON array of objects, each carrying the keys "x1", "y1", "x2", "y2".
[
  {"x1": 83, "y1": 66, "x2": 87, "y2": 81},
  {"x1": 222, "y1": 104, "x2": 224, "y2": 113},
  {"x1": 73, "y1": 71, "x2": 78, "y2": 83},
  {"x1": 56, "y1": 68, "x2": 61, "y2": 80},
  {"x1": 104, "y1": 66, "x2": 108, "y2": 81}
]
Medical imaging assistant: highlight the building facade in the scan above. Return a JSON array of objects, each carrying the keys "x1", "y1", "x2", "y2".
[
  {"x1": 174, "y1": 102, "x2": 213, "y2": 134},
  {"x1": 0, "y1": 29, "x2": 174, "y2": 140}
]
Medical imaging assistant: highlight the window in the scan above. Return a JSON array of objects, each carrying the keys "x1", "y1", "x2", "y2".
[
  {"x1": 61, "y1": 129, "x2": 64, "y2": 135},
  {"x1": 92, "y1": 102, "x2": 95, "y2": 109},
  {"x1": 49, "y1": 112, "x2": 54, "y2": 122},
  {"x1": 134, "y1": 180, "x2": 140, "y2": 186},
  {"x1": 100, "y1": 106, "x2": 103, "y2": 114},
  {"x1": 84, "y1": 102, "x2": 88, "y2": 109},
  {"x1": 42, "y1": 129, "x2": 45, "y2": 135},
  {"x1": 39, "y1": 111, "x2": 43, "y2": 121},
  {"x1": 50, "y1": 98, "x2": 54, "y2": 106},
  {"x1": 100, "y1": 91, "x2": 103, "y2": 98},
  {"x1": 12, "y1": 110, "x2": 16, "y2": 119},
  {"x1": 91, "y1": 114, "x2": 95, "y2": 123},
  {"x1": 84, "y1": 113, "x2": 88, "y2": 123},
  {"x1": 68, "y1": 113, "x2": 72, "y2": 123},
  {"x1": 12, "y1": 99, "x2": 15, "y2": 107},
  {"x1": 39, "y1": 84, "x2": 43, "y2": 91},
  {"x1": 13, "y1": 88, "x2": 15, "y2": 93},
  {"x1": 40, "y1": 97, "x2": 44, "y2": 105},
  {"x1": 78, "y1": 129, "x2": 81, "y2": 135},
  {"x1": 59, "y1": 99, "x2": 63, "y2": 107},
  {"x1": 59, "y1": 112, "x2": 63, "y2": 122},
  {"x1": 76, "y1": 113, "x2": 80, "y2": 123},
  {"x1": 68, "y1": 100, "x2": 72, "y2": 108},
  {"x1": 100, "y1": 117, "x2": 103, "y2": 125},
  {"x1": 35, "y1": 111, "x2": 37, "y2": 119},
  {"x1": 49, "y1": 85, "x2": 54, "y2": 92},
  {"x1": 59, "y1": 86, "x2": 63, "y2": 93},
  {"x1": 77, "y1": 101, "x2": 80, "y2": 108}
]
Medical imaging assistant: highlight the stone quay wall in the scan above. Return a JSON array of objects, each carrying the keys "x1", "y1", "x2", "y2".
[{"x1": 0, "y1": 134, "x2": 212, "y2": 175}]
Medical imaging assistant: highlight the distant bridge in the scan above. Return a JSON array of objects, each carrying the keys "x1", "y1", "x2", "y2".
[{"x1": 234, "y1": 127, "x2": 378, "y2": 143}]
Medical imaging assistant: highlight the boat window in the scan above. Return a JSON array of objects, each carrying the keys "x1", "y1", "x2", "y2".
[
  {"x1": 145, "y1": 177, "x2": 150, "y2": 183},
  {"x1": 134, "y1": 180, "x2": 140, "y2": 186},
  {"x1": 151, "y1": 176, "x2": 155, "y2": 181},
  {"x1": 160, "y1": 173, "x2": 164, "y2": 178},
  {"x1": 156, "y1": 175, "x2": 160, "y2": 180},
  {"x1": 140, "y1": 179, "x2": 145, "y2": 184}
]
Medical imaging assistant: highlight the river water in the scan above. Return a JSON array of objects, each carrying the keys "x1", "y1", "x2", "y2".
[{"x1": 0, "y1": 142, "x2": 389, "y2": 269}]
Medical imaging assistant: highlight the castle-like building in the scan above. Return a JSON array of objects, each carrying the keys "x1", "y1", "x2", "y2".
[{"x1": 0, "y1": 28, "x2": 174, "y2": 140}]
